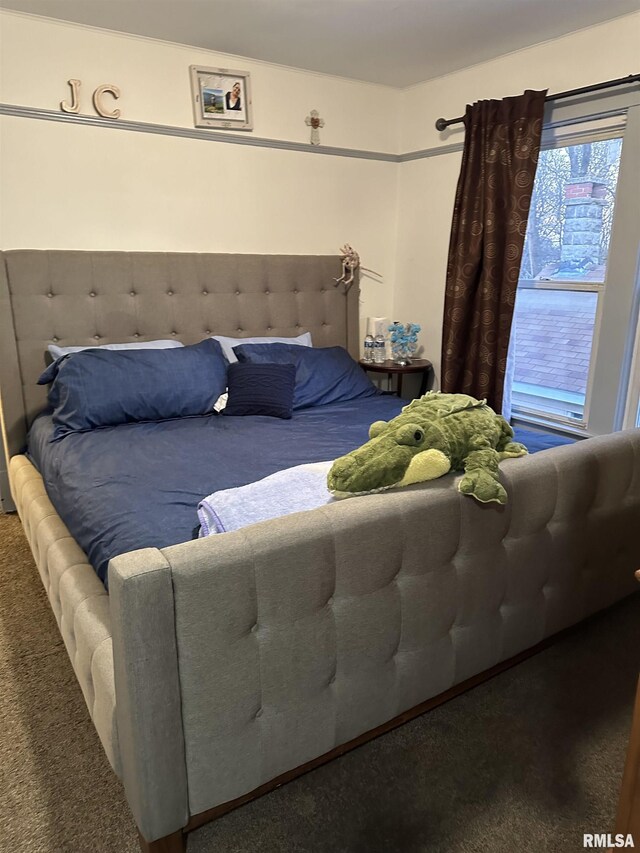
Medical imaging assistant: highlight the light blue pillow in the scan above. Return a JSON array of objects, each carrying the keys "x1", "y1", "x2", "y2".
[
  {"x1": 38, "y1": 339, "x2": 228, "y2": 440},
  {"x1": 233, "y1": 343, "x2": 378, "y2": 410},
  {"x1": 47, "y1": 339, "x2": 183, "y2": 361},
  {"x1": 213, "y1": 332, "x2": 311, "y2": 363}
]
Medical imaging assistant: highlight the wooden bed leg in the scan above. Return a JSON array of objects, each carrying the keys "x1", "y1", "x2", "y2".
[
  {"x1": 614, "y1": 677, "x2": 640, "y2": 840},
  {"x1": 137, "y1": 829, "x2": 186, "y2": 852}
]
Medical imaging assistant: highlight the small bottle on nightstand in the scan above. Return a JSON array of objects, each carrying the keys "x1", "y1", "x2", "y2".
[
  {"x1": 363, "y1": 334, "x2": 374, "y2": 363},
  {"x1": 374, "y1": 333, "x2": 385, "y2": 363}
]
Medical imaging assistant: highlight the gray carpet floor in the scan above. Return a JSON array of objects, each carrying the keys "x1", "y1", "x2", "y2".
[{"x1": 1, "y1": 510, "x2": 638, "y2": 853}]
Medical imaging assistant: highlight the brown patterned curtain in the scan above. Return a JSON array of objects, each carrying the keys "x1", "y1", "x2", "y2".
[{"x1": 441, "y1": 89, "x2": 547, "y2": 412}]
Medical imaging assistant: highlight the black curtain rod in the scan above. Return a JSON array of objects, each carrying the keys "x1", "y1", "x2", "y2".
[{"x1": 434, "y1": 73, "x2": 640, "y2": 131}]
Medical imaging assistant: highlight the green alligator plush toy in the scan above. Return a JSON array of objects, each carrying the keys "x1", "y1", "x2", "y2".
[{"x1": 328, "y1": 392, "x2": 527, "y2": 505}]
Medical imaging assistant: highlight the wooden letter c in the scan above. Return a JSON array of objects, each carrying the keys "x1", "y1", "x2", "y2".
[{"x1": 93, "y1": 84, "x2": 121, "y2": 119}]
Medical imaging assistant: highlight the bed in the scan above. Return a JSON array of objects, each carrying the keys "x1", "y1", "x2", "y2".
[{"x1": 1, "y1": 250, "x2": 639, "y2": 852}]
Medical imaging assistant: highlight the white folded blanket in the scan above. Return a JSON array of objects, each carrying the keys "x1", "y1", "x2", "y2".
[{"x1": 198, "y1": 460, "x2": 335, "y2": 536}]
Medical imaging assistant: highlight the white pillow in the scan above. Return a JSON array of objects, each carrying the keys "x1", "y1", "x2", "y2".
[
  {"x1": 47, "y1": 339, "x2": 184, "y2": 360},
  {"x1": 213, "y1": 332, "x2": 312, "y2": 364}
]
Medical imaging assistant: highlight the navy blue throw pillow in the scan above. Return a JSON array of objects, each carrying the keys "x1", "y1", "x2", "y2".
[
  {"x1": 37, "y1": 338, "x2": 228, "y2": 439},
  {"x1": 223, "y1": 362, "x2": 296, "y2": 419},
  {"x1": 233, "y1": 343, "x2": 378, "y2": 410}
]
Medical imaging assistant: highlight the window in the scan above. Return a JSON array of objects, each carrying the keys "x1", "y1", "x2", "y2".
[
  {"x1": 510, "y1": 137, "x2": 623, "y2": 428},
  {"x1": 512, "y1": 287, "x2": 598, "y2": 422}
]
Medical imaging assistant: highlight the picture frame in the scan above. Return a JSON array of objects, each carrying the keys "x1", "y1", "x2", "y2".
[{"x1": 189, "y1": 65, "x2": 253, "y2": 131}]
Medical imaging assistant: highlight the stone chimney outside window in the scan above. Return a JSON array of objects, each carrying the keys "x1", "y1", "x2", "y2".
[{"x1": 561, "y1": 177, "x2": 607, "y2": 265}]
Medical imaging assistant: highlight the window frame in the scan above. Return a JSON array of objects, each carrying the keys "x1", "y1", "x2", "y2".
[{"x1": 623, "y1": 310, "x2": 640, "y2": 429}]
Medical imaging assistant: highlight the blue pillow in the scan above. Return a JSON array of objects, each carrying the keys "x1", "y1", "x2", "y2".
[
  {"x1": 223, "y1": 362, "x2": 296, "y2": 419},
  {"x1": 233, "y1": 343, "x2": 378, "y2": 410},
  {"x1": 37, "y1": 338, "x2": 228, "y2": 439}
]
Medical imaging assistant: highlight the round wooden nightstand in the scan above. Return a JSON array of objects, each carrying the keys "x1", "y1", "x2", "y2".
[{"x1": 359, "y1": 358, "x2": 434, "y2": 398}]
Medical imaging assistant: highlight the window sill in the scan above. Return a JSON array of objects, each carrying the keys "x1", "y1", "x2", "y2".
[{"x1": 511, "y1": 413, "x2": 592, "y2": 439}]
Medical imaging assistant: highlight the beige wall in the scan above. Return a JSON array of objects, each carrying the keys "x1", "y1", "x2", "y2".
[
  {"x1": 395, "y1": 11, "x2": 640, "y2": 384},
  {"x1": 0, "y1": 12, "x2": 400, "y2": 152},
  {"x1": 0, "y1": 10, "x2": 400, "y2": 330},
  {"x1": 1, "y1": 9, "x2": 639, "y2": 384}
]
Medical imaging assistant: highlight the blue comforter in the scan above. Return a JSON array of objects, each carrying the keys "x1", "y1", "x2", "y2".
[
  {"x1": 27, "y1": 396, "x2": 571, "y2": 588},
  {"x1": 28, "y1": 395, "x2": 405, "y2": 586}
]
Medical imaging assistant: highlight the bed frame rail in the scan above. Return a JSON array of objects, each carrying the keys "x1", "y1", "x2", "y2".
[{"x1": 109, "y1": 429, "x2": 640, "y2": 847}]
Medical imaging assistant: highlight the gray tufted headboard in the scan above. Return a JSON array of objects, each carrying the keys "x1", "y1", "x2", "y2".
[{"x1": 0, "y1": 251, "x2": 359, "y2": 456}]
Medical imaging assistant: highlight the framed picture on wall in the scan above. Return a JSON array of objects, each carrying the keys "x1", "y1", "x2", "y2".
[{"x1": 189, "y1": 66, "x2": 253, "y2": 131}]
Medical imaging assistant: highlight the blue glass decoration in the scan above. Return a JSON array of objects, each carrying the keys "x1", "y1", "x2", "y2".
[{"x1": 388, "y1": 322, "x2": 421, "y2": 365}]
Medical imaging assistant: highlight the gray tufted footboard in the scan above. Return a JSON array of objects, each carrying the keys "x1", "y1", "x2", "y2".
[{"x1": 107, "y1": 429, "x2": 640, "y2": 847}]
